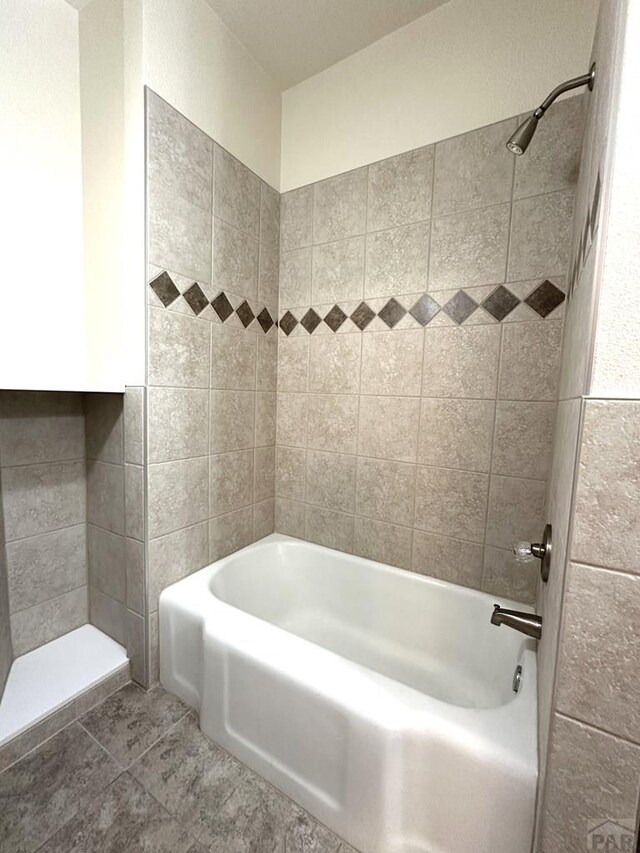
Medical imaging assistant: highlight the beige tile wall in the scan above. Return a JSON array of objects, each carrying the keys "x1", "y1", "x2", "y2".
[
  {"x1": 0, "y1": 472, "x2": 11, "y2": 697},
  {"x1": 275, "y1": 97, "x2": 585, "y2": 605}
]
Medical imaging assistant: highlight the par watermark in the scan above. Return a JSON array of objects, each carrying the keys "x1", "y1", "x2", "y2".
[{"x1": 587, "y1": 819, "x2": 636, "y2": 851}]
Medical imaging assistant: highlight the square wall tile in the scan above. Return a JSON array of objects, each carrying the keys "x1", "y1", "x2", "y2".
[
  {"x1": 148, "y1": 387, "x2": 209, "y2": 463},
  {"x1": 209, "y1": 449, "x2": 254, "y2": 516},
  {"x1": 481, "y1": 546, "x2": 537, "y2": 605},
  {"x1": 280, "y1": 185, "x2": 313, "y2": 252},
  {"x1": 313, "y1": 167, "x2": 367, "y2": 243},
  {"x1": 212, "y1": 218, "x2": 259, "y2": 301},
  {"x1": 125, "y1": 464, "x2": 145, "y2": 542},
  {"x1": 275, "y1": 498, "x2": 305, "y2": 539},
  {"x1": 148, "y1": 457, "x2": 208, "y2": 538},
  {"x1": 367, "y1": 147, "x2": 433, "y2": 232},
  {"x1": 254, "y1": 445, "x2": 275, "y2": 503},
  {"x1": 276, "y1": 393, "x2": 308, "y2": 447},
  {"x1": 433, "y1": 118, "x2": 515, "y2": 217},
  {"x1": 87, "y1": 524, "x2": 126, "y2": 602},
  {"x1": 492, "y1": 401, "x2": 556, "y2": 479},
  {"x1": 87, "y1": 461, "x2": 124, "y2": 536},
  {"x1": 279, "y1": 247, "x2": 312, "y2": 309},
  {"x1": 210, "y1": 390, "x2": 255, "y2": 454},
  {"x1": 260, "y1": 181, "x2": 280, "y2": 248},
  {"x1": 354, "y1": 517, "x2": 412, "y2": 570},
  {"x1": 147, "y1": 522, "x2": 209, "y2": 611},
  {"x1": 429, "y1": 203, "x2": 510, "y2": 290},
  {"x1": 255, "y1": 391, "x2": 276, "y2": 447},
  {"x1": 148, "y1": 182, "x2": 212, "y2": 282},
  {"x1": 485, "y1": 474, "x2": 546, "y2": 550},
  {"x1": 275, "y1": 446, "x2": 306, "y2": 501},
  {"x1": 257, "y1": 333, "x2": 278, "y2": 392},
  {"x1": 357, "y1": 396, "x2": 420, "y2": 462},
  {"x1": 214, "y1": 144, "x2": 260, "y2": 238},
  {"x1": 124, "y1": 387, "x2": 144, "y2": 465},
  {"x1": 414, "y1": 466, "x2": 488, "y2": 543},
  {"x1": 498, "y1": 321, "x2": 562, "y2": 402},
  {"x1": 254, "y1": 498, "x2": 275, "y2": 539},
  {"x1": 258, "y1": 240, "x2": 279, "y2": 308},
  {"x1": 305, "y1": 506, "x2": 354, "y2": 553},
  {"x1": 412, "y1": 531, "x2": 483, "y2": 589},
  {"x1": 89, "y1": 586, "x2": 126, "y2": 645},
  {"x1": 312, "y1": 236, "x2": 365, "y2": 304},
  {"x1": 210, "y1": 507, "x2": 254, "y2": 562},
  {"x1": 278, "y1": 338, "x2": 309, "y2": 393},
  {"x1": 84, "y1": 393, "x2": 123, "y2": 465},
  {"x1": 11, "y1": 587, "x2": 87, "y2": 656},
  {"x1": 418, "y1": 398, "x2": 494, "y2": 472},
  {"x1": 126, "y1": 538, "x2": 145, "y2": 614},
  {"x1": 360, "y1": 330, "x2": 423, "y2": 397},
  {"x1": 308, "y1": 394, "x2": 359, "y2": 454},
  {"x1": 507, "y1": 190, "x2": 574, "y2": 280},
  {"x1": 309, "y1": 334, "x2": 361, "y2": 394},
  {"x1": 365, "y1": 222, "x2": 429, "y2": 299},
  {"x1": 148, "y1": 308, "x2": 210, "y2": 389},
  {"x1": 0, "y1": 391, "x2": 84, "y2": 467},
  {"x1": 355, "y1": 457, "x2": 416, "y2": 526},
  {"x1": 210, "y1": 323, "x2": 257, "y2": 390},
  {"x1": 306, "y1": 450, "x2": 356, "y2": 514},
  {"x1": 422, "y1": 325, "x2": 501, "y2": 399}
]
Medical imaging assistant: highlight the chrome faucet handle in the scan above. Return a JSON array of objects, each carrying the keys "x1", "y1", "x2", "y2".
[{"x1": 513, "y1": 542, "x2": 537, "y2": 563}]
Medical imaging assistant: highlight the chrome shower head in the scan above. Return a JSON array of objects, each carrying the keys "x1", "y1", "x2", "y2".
[{"x1": 506, "y1": 63, "x2": 596, "y2": 155}]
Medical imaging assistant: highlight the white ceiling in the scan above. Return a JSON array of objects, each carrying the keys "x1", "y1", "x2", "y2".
[{"x1": 205, "y1": 0, "x2": 452, "y2": 89}]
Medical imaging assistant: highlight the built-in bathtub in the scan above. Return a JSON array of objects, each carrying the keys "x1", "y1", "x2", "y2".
[{"x1": 160, "y1": 534, "x2": 537, "y2": 853}]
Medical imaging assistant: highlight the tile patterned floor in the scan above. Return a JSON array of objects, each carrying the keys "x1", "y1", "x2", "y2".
[{"x1": 0, "y1": 682, "x2": 357, "y2": 853}]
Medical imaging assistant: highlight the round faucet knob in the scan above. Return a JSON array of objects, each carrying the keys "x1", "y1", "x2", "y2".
[{"x1": 513, "y1": 542, "x2": 536, "y2": 563}]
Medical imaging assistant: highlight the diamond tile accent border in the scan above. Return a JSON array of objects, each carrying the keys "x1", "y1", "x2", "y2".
[
  {"x1": 183, "y1": 283, "x2": 209, "y2": 316},
  {"x1": 443, "y1": 290, "x2": 478, "y2": 325},
  {"x1": 324, "y1": 305, "x2": 347, "y2": 332},
  {"x1": 150, "y1": 272, "x2": 180, "y2": 307},
  {"x1": 524, "y1": 280, "x2": 565, "y2": 318},
  {"x1": 378, "y1": 298, "x2": 406, "y2": 328},
  {"x1": 483, "y1": 286, "x2": 519, "y2": 322}
]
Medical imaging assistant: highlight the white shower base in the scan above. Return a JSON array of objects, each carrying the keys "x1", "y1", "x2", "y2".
[{"x1": 0, "y1": 624, "x2": 128, "y2": 747}]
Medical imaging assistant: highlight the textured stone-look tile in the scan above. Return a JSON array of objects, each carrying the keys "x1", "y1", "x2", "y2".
[
  {"x1": 125, "y1": 464, "x2": 144, "y2": 541},
  {"x1": 412, "y1": 531, "x2": 483, "y2": 588},
  {"x1": 541, "y1": 714, "x2": 640, "y2": 853},
  {"x1": 87, "y1": 524, "x2": 125, "y2": 602},
  {"x1": 485, "y1": 475, "x2": 546, "y2": 550},
  {"x1": 257, "y1": 333, "x2": 278, "y2": 392},
  {"x1": 278, "y1": 337, "x2": 309, "y2": 393},
  {"x1": 80, "y1": 683, "x2": 188, "y2": 767},
  {"x1": 39, "y1": 772, "x2": 195, "y2": 852},
  {"x1": 364, "y1": 222, "x2": 429, "y2": 299},
  {"x1": 306, "y1": 450, "x2": 356, "y2": 514},
  {"x1": 148, "y1": 387, "x2": 209, "y2": 462},
  {"x1": 0, "y1": 391, "x2": 84, "y2": 467},
  {"x1": 87, "y1": 461, "x2": 124, "y2": 535},
  {"x1": 279, "y1": 247, "x2": 312, "y2": 309},
  {"x1": 355, "y1": 457, "x2": 416, "y2": 526},
  {"x1": 124, "y1": 387, "x2": 144, "y2": 465},
  {"x1": 508, "y1": 190, "x2": 574, "y2": 280},
  {"x1": 282, "y1": 800, "x2": 343, "y2": 853},
  {"x1": 126, "y1": 538, "x2": 145, "y2": 614},
  {"x1": 148, "y1": 182, "x2": 212, "y2": 282},
  {"x1": 367, "y1": 147, "x2": 433, "y2": 231},
  {"x1": 309, "y1": 334, "x2": 361, "y2": 394},
  {"x1": 555, "y1": 563, "x2": 640, "y2": 741},
  {"x1": 492, "y1": 401, "x2": 556, "y2": 480},
  {"x1": 275, "y1": 498, "x2": 306, "y2": 539},
  {"x1": 148, "y1": 457, "x2": 208, "y2": 538},
  {"x1": 498, "y1": 321, "x2": 562, "y2": 401},
  {"x1": 418, "y1": 398, "x2": 494, "y2": 472},
  {"x1": 255, "y1": 392, "x2": 276, "y2": 447},
  {"x1": 414, "y1": 467, "x2": 488, "y2": 543},
  {"x1": 360, "y1": 330, "x2": 423, "y2": 396},
  {"x1": 148, "y1": 308, "x2": 210, "y2": 388},
  {"x1": 312, "y1": 237, "x2": 365, "y2": 303},
  {"x1": 254, "y1": 445, "x2": 275, "y2": 502},
  {"x1": 212, "y1": 217, "x2": 259, "y2": 301},
  {"x1": 7, "y1": 524, "x2": 86, "y2": 613},
  {"x1": 89, "y1": 586, "x2": 126, "y2": 645},
  {"x1": 130, "y1": 713, "x2": 247, "y2": 848},
  {"x1": 147, "y1": 90, "x2": 213, "y2": 212},
  {"x1": 353, "y1": 517, "x2": 412, "y2": 570},
  {"x1": 11, "y1": 586, "x2": 87, "y2": 656},
  {"x1": 429, "y1": 203, "x2": 510, "y2": 289},
  {"x1": 210, "y1": 323, "x2": 257, "y2": 390},
  {"x1": 276, "y1": 446, "x2": 306, "y2": 501},
  {"x1": 308, "y1": 395, "x2": 359, "y2": 454},
  {"x1": 313, "y1": 167, "x2": 367, "y2": 243},
  {"x1": 280, "y1": 185, "x2": 313, "y2": 252},
  {"x1": 433, "y1": 118, "x2": 515, "y2": 217},
  {"x1": 357, "y1": 396, "x2": 420, "y2": 462},
  {"x1": 254, "y1": 498, "x2": 275, "y2": 539},
  {"x1": 514, "y1": 96, "x2": 584, "y2": 199},
  {"x1": 209, "y1": 390, "x2": 255, "y2": 454},
  {"x1": 258, "y1": 240, "x2": 279, "y2": 309},
  {"x1": 127, "y1": 610, "x2": 146, "y2": 684},
  {"x1": 209, "y1": 449, "x2": 254, "y2": 515},
  {"x1": 147, "y1": 522, "x2": 208, "y2": 611},
  {"x1": 276, "y1": 393, "x2": 307, "y2": 447},
  {"x1": 214, "y1": 144, "x2": 260, "y2": 237},
  {"x1": 84, "y1": 393, "x2": 124, "y2": 464},
  {"x1": 209, "y1": 507, "x2": 254, "y2": 561},
  {"x1": 2, "y1": 460, "x2": 86, "y2": 542},
  {"x1": 572, "y1": 401, "x2": 640, "y2": 573},
  {"x1": 305, "y1": 506, "x2": 354, "y2": 553},
  {"x1": 481, "y1": 546, "x2": 537, "y2": 605},
  {"x1": 260, "y1": 181, "x2": 280, "y2": 247},
  {"x1": 422, "y1": 325, "x2": 501, "y2": 399},
  {"x1": 0, "y1": 723, "x2": 119, "y2": 853}
]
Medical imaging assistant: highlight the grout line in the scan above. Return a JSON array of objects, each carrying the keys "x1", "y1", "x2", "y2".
[
  {"x1": 126, "y1": 707, "x2": 194, "y2": 771},
  {"x1": 0, "y1": 456, "x2": 85, "y2": 472},
  {"x1": 78, "y1": 721, "x2": 129, "y2": 772},
  {"x1": 555, "y1": 710, "x2": 640, "y2": 750}
]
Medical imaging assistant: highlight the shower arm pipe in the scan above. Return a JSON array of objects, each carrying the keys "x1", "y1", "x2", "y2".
[{"x1": 533, "y1": 64, "x2": 596, "y2": 119}]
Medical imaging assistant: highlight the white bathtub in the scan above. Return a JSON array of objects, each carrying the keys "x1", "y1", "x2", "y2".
[{"x1": 160, "y1": 534, "x2": 537, "y2": 853}]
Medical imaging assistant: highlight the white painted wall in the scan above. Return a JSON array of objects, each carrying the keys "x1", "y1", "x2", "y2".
[
  {"x1": 280, "y1": 0, "x2": 600, "y2": 190},
  {"x1": 142, "y1": 0, "x2": 282, "y2": 188},
  {"x1": 0, "y1": 0, "x2": 85, "y2": 390}
]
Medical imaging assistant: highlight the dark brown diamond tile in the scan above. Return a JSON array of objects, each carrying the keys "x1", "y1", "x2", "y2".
[
  {"x1": 183, "y1": 283, "x2": 209, "y2": 316},
  {"x1": 150, "y1": 272, "x2": 180, "y2": 307},
  {"x1": 300, "y1": 308, "x2": 321, "y2": 334},
  {"x1": 524, "y1": 279, "x2": 565, "y2": 318},
  {"x1": 350, "y1": 302, "x2": 375, "y2": 330},
  {"x1": 324, "y1": 305, "x2": 347, "y2": 332},
  {"x1": 410, "y1": 293, "x2": 440, "y2": 326},
  {"x1": 256, "y1": 308, "x2": 274, "y2": 333},
  {"x1": 211, "y1": 292, "x2": 234, "y2": 322},
  {"x1": 280, "y1": 311, "x2": 298, "y2": 336},
  {"x1": 482, "y1": 285, "x2": 519, "y2": 321},
  {"x1": 443, "y1": 290, "x2": 478, "y2": 324},
  {"x1": 378, "y1": 297, "x2": 407, "y2": 328},
  {"x1": 236, "y1": 300, "x2": 255, "y2": 328}
]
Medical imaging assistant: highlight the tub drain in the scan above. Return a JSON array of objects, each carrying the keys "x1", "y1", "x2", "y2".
[{"x1": 512, "y1": 665, "x2": 523, "y2": 693}]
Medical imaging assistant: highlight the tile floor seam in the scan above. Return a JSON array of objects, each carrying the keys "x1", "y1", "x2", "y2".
[
  {"x1": 127, "y1": 706, "x2": 195, "y2": 770},
  {"x1": 77, "y1": 720, "x2": 129, "y2": 772}
]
